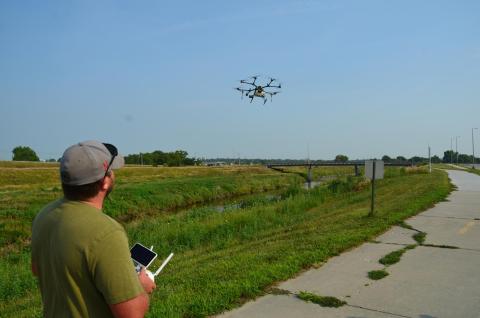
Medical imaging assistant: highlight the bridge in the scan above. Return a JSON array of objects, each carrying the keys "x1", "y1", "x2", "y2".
[{"x1": 266, "y1": 161, "x2": 414, "y2": 183}]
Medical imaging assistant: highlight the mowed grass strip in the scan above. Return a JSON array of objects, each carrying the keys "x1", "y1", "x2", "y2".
[
  {"x1": 0, "y1": 169, "x2": 451, "y2": 317},
  {"x1": 0, "y1": 165, "x2": 279, "y2": 188},
  {"x1": 0, "y1": 161, "x2": 59, "y2": 168}
]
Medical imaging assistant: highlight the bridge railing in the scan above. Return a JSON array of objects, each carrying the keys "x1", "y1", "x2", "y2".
[{"x1": 266, "y1": 161, "x2": 414, "y2": 168}]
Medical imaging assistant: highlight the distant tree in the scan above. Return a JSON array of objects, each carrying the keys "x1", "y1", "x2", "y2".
[
  {"x1": 124, "y1": 149, "x2": 198, "y2": 166},
  {"x1": 381, "y1": 155, "x2": 392, "y2": 162},
  {"x1": 458, "y1": 154, "x2": 472, "y2": 163},
  {"x1": 396, "y1": 156, "x2": 407, "y2": 162},
  {"x1": 12, "y1": 146, "x2": 39, "y2": 161},
  {"x1": 46, "y1": 158, "x2": 56, "y2": 163},
  {"x1": 442, "y1": 150, "x2": 457, "y2": 163},
  {"x1": 409, "y1": 156, "x2": 427, "y2": 163},
  {"x1": 334, "y1": 154, "x2": 348, "y2": 162},
  {"x1": 431, "y1": 155, "x2": 442, "y2": 164}
]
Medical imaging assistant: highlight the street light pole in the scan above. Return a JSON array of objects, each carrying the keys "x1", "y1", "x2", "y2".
[
  {"x1": 473, "y1": 128, "x2": 478, "y2": 168},
  {"x1": 450, "y1": 137, "x2": 453, "y2": 164}
]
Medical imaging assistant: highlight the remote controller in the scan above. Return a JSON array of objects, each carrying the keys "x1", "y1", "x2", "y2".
[{"x1": 131, "y1": 243, "x2": 173, "y2": 282}]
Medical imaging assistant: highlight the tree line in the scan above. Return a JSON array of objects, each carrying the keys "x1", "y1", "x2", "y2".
[
  {"x1": 124, "y1": 150, "x2": 201, "y2": 166},
  {"x1": 7, "y1": 146, "x2": 479, "y2": 165}
]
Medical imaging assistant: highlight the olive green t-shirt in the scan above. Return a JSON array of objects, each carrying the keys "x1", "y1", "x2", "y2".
[{"x1": 31, "y1": 199, "x2": 144, "y2": 318}]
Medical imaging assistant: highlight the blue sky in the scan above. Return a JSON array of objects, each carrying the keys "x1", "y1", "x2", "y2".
[{"x1": 1, "y1": 0, "x2": 479, "y2": 160}]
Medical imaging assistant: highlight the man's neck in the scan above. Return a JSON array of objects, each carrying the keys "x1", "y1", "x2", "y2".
[{"x1": 80, "y1": 195, "x2": 104, "y2": 210}]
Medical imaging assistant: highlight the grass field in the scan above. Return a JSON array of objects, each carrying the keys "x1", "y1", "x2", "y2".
[
  {"x1": 0, "y1": 164, "x2": 452, "y2": 317},
  {"x1": 0, "y1": 161, "x2": 59, "y2": 168},
  {"x1": 0, "y1": 165, "x2": 303, "y2": 254}
]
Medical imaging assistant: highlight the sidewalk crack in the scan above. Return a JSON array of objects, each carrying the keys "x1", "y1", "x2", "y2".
[
  {"x1": 417, "y1": 215, "x2": 480, "y2": 221},
  {"x1": 347, "y1": 304, "x2": 412, "y2": 318}
]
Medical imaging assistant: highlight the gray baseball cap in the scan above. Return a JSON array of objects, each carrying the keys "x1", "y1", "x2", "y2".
[{"x1": 60, "y1": 140, "x2": 125, "y2": 185}]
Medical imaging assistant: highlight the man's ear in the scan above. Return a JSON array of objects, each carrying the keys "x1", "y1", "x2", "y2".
[{"x1": 100, "y1": 176, "x2": 111, "y2": 192}]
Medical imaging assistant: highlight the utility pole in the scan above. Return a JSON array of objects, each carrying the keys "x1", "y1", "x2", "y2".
[
  {"x1": 428, "y1": 145, "x2": 431, "y2": 173},
  {"x1": 306, "y1": 143, "x2": 311, "y2": 188},
  {"x1": 472, "y1": 128, "x2": 478, "y2": 168},
  {"x1": 140, "y1": 153, "x2": 143, "y2": 166},
  {"x1": 456, "y1": 136, "x2": 460, "y2": 165}
]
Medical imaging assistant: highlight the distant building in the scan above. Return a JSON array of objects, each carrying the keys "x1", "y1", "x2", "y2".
[{"x1": 204, "y1": 161, "x2": 227, "y2": 166}]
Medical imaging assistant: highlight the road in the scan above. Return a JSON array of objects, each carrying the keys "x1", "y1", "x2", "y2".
[{"x1": 219, "y1": 170, "x2": 480, "y2": 318}]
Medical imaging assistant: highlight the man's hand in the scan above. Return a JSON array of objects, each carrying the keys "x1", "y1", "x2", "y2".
[{"x1": 138, "y1": 268, "x2": 156, "y2": 294}]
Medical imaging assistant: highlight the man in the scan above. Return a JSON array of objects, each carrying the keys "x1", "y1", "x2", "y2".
[{"x1": 31, "y1": 140, "x2": 155, "y2": 318}]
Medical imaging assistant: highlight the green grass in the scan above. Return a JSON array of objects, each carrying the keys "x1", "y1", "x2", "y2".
[
  {"x1": 368, "y1": 270, "x2": 389, "y2": 280},
  {"x1": 397, "y1": 221, "x2": 414, "y2": 230},
  {"x1": 0, "y1": 161, "x2": 59, "y2": 168},
  {"x1": 379, "y1": 245, "x2": 416, "y2": 266},
  {"x1": 0, "y1": 165, "x2": 280, "y2": 188},
  {"x1": 465, "y1": 167, "x2": 480, "y2": 176},
  {"x1": 0, "y1": 173, "x2": 302, "y2": 254},
  {"x1": 0, "y1": 169, "x2": 452, "y2": 317},
  {"x1": 379, "y1": 249, "x2": 406, "y2": 266},
  {"x1": 297, "y1": 291, "x2": 346, "y2": 307},
  {"x1": 413, "y1": 232, "x2": 426, "y2": 244}
]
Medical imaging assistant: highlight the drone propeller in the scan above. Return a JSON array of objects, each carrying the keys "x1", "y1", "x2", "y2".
[
  {"x1": 233, "y1": 87, "x2": 243, "y2": 100},
  {"x1": 265, "y1": 91, "x2": 280, "y2": 101}
]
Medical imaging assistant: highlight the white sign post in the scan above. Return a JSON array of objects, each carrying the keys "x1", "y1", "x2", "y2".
[{"x1": 365, "y1": 160, "x2": 384, "y2": 216}]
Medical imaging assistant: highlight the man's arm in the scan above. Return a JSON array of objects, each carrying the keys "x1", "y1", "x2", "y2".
[
  {"x1": 109, "y1": 268, "x2": 155, "y2": 317},
  {"x1": 109, "y1": 293, "x2": 149, "y2": 318}
]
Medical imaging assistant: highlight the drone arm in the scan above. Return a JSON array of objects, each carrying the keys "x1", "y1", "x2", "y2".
[
  {"x1": 240, "y1": 81, "x2": 256, "y2": 87},
  {"x1": 263, "y1": 83, "x2": 281, "y2": 89},
  {"x1": 235, "y1": 88, "x2": 254, "y2": 93}
]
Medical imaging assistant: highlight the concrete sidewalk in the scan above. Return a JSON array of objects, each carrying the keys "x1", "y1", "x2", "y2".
[{"x1": 219, "y1": 170, "x2": 480, "y2": 318}]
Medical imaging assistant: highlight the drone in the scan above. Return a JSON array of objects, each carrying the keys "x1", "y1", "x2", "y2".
[{"x1": 234, "y1": 76, "x2": 282, "y2": 104}]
